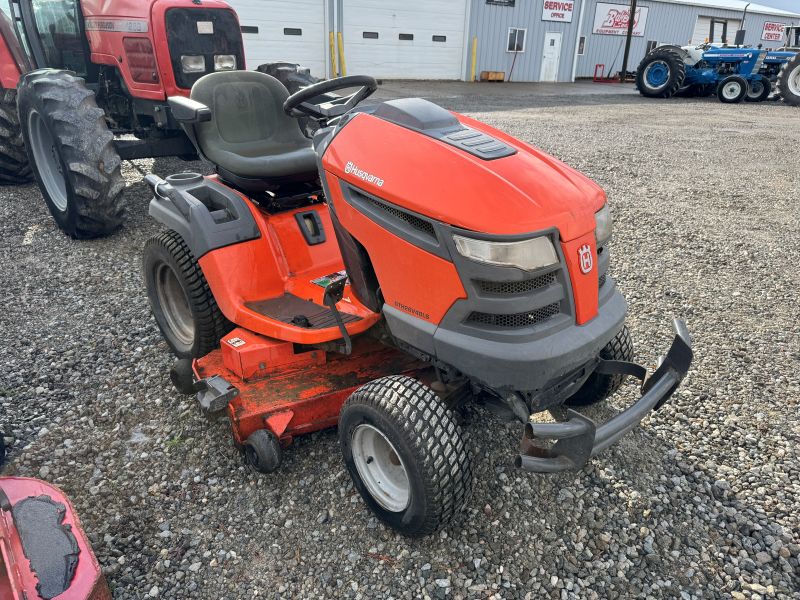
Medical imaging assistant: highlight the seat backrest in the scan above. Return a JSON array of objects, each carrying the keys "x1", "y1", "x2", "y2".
[{"x1": 189, "y1": 71, "x2": 310, "y2": 165}]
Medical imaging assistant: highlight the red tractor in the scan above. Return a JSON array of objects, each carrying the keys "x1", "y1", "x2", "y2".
[{"x1": 0, "y1": 0, "x2": 246, "y2": 238}]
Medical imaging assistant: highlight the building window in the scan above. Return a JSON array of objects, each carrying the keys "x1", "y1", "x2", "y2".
[
  {"x1": 646, "y1": 40, "x2": 659, "y2": 53},
  {"x1": 241, "y1": 25, "x2": 259, "y2": 34},
  {"x1": 363, "y1": 31, "x2": 379, "y2": 39},
  {"x1": 507, "y1": 27, "x2": 526, "y2": 52},
  {"x1": 399, "y1": 33, "x2": 414, "y2": 41},
  {"x1": 283, "y1": 28, "x2": 302, "y2": 36},
  {"x1": 577, "y1": 36, "x2": 586, "y2": 55},
  {"x1": 432, "y1": 35, "x2": 447, "y2": 42}
]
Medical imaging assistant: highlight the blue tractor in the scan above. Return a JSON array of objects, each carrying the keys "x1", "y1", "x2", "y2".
[{"x1": 636, "y1": 44, "x2": 774, "y2": 103}]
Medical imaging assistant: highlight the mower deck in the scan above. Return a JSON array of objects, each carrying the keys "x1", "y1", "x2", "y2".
[{"x1": 193, "y1": 330, "x2": 430, "y2": 447}]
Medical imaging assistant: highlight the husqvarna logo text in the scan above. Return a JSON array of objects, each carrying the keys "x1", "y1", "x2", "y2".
[
  {"x1": 578, "y1": 244, "x2": 593, "y2": 274},
  {"x1": 345, "y1": 161, "x2": 384, "y2": 187}
]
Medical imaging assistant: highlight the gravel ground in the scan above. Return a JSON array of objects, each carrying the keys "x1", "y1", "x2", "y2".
[{"x1": 1, "y1": 82, "x2": 798, "y2": 599}]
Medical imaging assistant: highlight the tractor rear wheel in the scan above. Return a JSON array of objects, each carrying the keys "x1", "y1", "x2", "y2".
[
  {"x1": 565, "y1": 326, "x2": 634, "y2": 407},
  {"x1": 17, "y1": 69, "x2": 125, "y2": 238},
  {"x1": 717, "y1": 75, "x2": 748, "y2": 103},
  {"x1": 0, "y1": 88, "x2": 32, "y2": 185},
  {"x1": 339, "y1": 375, "x2": 472, "y2": 537},
  {"x1": 143, "y1": 230, "x2": 232, "y2": 359},
  {"x1": 635, "y1": 49, "x2": 686, "y2": 98},
  {"x1": 777, "y1": 52, "x2": 800, "y2": 106},
  {"x1": 745, "y1": 75, "x2": 772, "y2": 102}
]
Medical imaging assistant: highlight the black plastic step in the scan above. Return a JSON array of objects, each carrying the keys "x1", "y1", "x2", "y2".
[{"x1": 246, "y1": 293, "x2": 361, "y2": 330}]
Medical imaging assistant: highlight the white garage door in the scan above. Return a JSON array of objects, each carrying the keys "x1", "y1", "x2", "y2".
[
  {"x1": 231, "y1": 0, "x2": 328, "y2": 77},
  {"x1": 691, "y1": 16, "x2": 741, "y2": 45},
  {"x1": 342, "y1": 0, "x2": 468, "y2": 80}
]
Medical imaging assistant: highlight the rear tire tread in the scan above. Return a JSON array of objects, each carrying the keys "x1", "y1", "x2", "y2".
[
  {"x1": 0, "y1": 88, "x2": 32, "y2": 184},
  {"x1": 144, "y1": 230, "x2": 232, "y2": 358},
  {"x1": 17, "y1": 69, "x2": 125, "y2": 238},
  {"x1": 777, "y1": 52, "x2": 800, "y2": 106}
]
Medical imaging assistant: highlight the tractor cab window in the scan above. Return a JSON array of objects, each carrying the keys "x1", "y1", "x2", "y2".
[{"x1": 29, "y1": 0, "x2": 87, "y2": 75}]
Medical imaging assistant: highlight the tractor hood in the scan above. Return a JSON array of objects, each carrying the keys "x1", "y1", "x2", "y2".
[{"x1": 322, "y1": 99, "x2": 606, "y2": 242}]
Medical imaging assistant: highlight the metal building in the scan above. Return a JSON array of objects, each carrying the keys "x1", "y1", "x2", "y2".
[
  {"x1": 468, "y1": 0, "x2": 800, "y2": 82},
  {"x1": 228, "y1": 0, "x2": 799, "y2": 82}
]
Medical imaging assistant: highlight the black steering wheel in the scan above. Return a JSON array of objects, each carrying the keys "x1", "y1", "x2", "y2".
[{"x1": 283, "y1": 75, "x2": 378, "y2": 123}]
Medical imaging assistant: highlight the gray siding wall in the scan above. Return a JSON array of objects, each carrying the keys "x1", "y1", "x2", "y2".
[
  {"x1": 468, "y1": 0, "x2": 584, "y2": 83},
  {"x1": 468, "y1": 0, "x2": 798, "y2": 82}
]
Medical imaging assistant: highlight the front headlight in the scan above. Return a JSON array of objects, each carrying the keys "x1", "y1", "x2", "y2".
[
  {"x1": 181, "y1": 55, "x2": 206, "y2": 73},
  {"x1": 214, "y1": 54, "x2": 237, "y2": 71},
  {"x1": 453, "y1": 234, "x2": 559, "y2": 271},
  {"x1": 595, "y1": 204, "x2": 612, "y2": 244}
]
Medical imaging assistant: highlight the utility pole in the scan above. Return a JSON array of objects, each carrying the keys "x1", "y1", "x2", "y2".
[{"x1": 619, "y1": 0, "x2": 638, "y2": 82}]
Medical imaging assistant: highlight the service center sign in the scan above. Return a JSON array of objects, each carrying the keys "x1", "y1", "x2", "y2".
[
  {"x1": 542, "y1": 1, "x2": 574, "y2": 23},
  {"x1": 593, "y1": 2, "x2": 649, "y2": 37},
  {"x1": 762, "y1": 22, "x2": 786, "y2": 42}
]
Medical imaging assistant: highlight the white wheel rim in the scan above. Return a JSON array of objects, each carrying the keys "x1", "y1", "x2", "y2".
[
  {"x1": 28, "y1": 110, "x2": 68, "y2": 211},
  {"x1": 351, "y1": 424, "x2": 410, "y2": 512},
  {"x1": 723, "y1": 82, "x2": 742, "y2": 100},
  {"x1": 154, "y1": 262, "x2": 195, "y2": 346},
  {"x1": 789, "y1": 65, "x2": 800, "y2": 96},
  {"x1": 747, "y1": 81, "x2": 763, "y2": 98}
]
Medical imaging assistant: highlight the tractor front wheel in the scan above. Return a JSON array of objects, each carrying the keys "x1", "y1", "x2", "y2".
[
  {"x1": 745, "y1": 75, "x2": 772, "y2": 102},
  {"x1": 0, "y1": 88, "x2": 32, "y2": 185},
  {"x1": 339, "y1": 375, "x2": 472, "y2": 537},
  {"x1": 717, "y1": 75, "x2": 748, "y2": 103},
  {"x1": 565, "y1": 326, "x2": 634, "y2": 407},
  {"x1": 143, "y1": 230, "x2": 232, "y2": 359},
  {"x1": 635, "y1": 49, "x2": 686, "y2": 98},
  {"x1": 777, "y1": 52, "x2": 800, "y2": 106},
  {"x1": 17, "y1": 69, "x2": 125, "y2": 238}
]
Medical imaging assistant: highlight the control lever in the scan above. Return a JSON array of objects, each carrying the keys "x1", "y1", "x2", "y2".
[
  {"x1": 145, "y1": 174, "x2": 192, "y2": 218},
  {"x1": 323, "y1": 277, "x2": 352, "y2": 355}
]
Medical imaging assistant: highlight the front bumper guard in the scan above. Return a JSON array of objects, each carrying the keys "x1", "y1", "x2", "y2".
[{"x1": 516, "y1": 319, "x2": 693, "y2": 473}]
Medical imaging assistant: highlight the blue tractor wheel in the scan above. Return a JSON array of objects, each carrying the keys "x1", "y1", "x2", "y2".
[
  {"x1": 636, "y1": 49, "x2": 686, "y2": 98},
  {"x1": 745, "y1": 75, "x2": 772, "y2": 102},
  {"x1": 717, "y1": 75, "x2": 748, "y2": 103}
]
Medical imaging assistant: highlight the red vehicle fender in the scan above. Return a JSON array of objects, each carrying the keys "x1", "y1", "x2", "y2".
[{"x1": 0, "y1": 477, "x2": 109, "y2": 600}]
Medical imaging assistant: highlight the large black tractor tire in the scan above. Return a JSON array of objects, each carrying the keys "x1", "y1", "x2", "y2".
[
  {"x1": 143, "y1": 230, "x2": 232, "y2": 359},
  {"x1": 565, "y1": 326, "x2": 634, "y2": 407},
  {"x1": 339, "y1": 375, "x2": 473, "y2": 537},
  {"x1": 745, "y1": 75, "x2": 772, "y2": 102},
  {"x1": 776, "y1": 52, "x2": 800, "y2": 107},
  {"x1": 635, "y1": 49, "x2": 686, "y2": 98},
  {"x1": 17, "y1": 70, "x2": 125, "y2": 238},
  {"x1": 0, "y1": 88, "x2": 32, "y2": 184},
  {"x1": 717, "y1": 75, "x2": 748, "y2": 104}
]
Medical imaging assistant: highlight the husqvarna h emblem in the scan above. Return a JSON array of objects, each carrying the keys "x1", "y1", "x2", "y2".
[{"x1": 578, "y1": 244, "x2": 593, "y2": 274}]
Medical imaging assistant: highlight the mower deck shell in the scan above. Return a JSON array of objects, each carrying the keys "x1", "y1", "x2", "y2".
[{"x1": 193, "y1": 332, "x2": 430, "y2": 446}]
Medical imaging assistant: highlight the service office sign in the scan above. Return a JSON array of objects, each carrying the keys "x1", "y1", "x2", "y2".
[
  {"x1": 542, "y1": 0, "x2": 574, "y2": 23},
  {"x1": 762, "y1": 22, "x2": 786, "y2": 42},
  {"x1": 593, "y1": 2, "x2": 649, "y2": 37}
]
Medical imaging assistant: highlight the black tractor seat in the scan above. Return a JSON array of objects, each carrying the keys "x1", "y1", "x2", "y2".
[{"x1": 168, "y1": 71, "x2": 319, "y2": 194}]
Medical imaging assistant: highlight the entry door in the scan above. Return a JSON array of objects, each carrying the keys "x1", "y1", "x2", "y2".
[{"x1": 540, "y1": 32, "x2": 562, "y2": 82}]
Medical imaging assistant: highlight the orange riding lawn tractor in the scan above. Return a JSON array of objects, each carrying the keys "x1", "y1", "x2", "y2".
[
  {"x1": 142, "y1": 72, "x2": 693, "y2": 536},
  {"x1": 0, "y1": 0, "x2": 313, "y2": 238}
]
